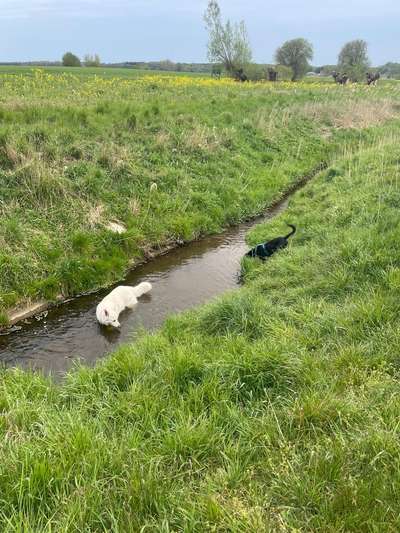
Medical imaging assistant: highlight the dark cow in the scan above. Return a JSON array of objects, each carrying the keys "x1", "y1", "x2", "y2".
[
  {"x1": 366, "y1": 72, "x2": 380, "y2": 86},
  {"x1": 332, "y1": 71, "x2": 349, "y2": 85},
  {"x1": 268, "y1": 68, "x2": 278, "y2": 82},
  {"x1": 211, "y1": 64, "x2": 222, "y2": 79},
  {"x1": 235, "y1": 68, "x2": 248, "y2": 82}
]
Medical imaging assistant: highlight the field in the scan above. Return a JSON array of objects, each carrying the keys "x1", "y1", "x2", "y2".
[
  {"x1": 1, "y1": 121, "x2": 400, "y2": 530},
  {"x1": 0, "y1": 68, "x2": 399, "y2": 323},
  {"x1": 1, "y1": 68, "x2": 400, "y2": 530},
  {"x1": 0, "y1": 65, "x2": 206, "y2": 79}
]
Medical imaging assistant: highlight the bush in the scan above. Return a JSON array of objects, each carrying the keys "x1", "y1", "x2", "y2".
[
  {"x1": 240, "y1": 64, "x2": 293, "y2": 82},
  {"x1": 62, "y1": 52, "x2": 81, "y2": 67},
  {"x1": 275, "y1": 64, "x2": 293, "y2": 80},
  {"x1": 244, "y1": 64, "x2": 266, "y2": 82}
]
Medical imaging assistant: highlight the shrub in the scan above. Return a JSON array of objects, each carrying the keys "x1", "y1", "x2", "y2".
[{"x1": 62, "y1": 52, "x2": 81, "y2": 67}]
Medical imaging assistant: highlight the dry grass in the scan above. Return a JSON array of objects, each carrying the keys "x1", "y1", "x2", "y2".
[
  {"x1": 301, "y1": 98, "x2": 400, "y2": 129},
  {"x1": 97, "y1": 144, "x2": 131, "y2": 171},
  {"x1": 256, "y1": 98, "x2": 400, "y2": 140},
  {"x1": 155, "y1": 130, "x2": 171, "y2": 148},
  {"x1": 128, "y1": 198, "x2": 141, "y2": 216},
  {"x1": 255, "y1": 105, "x2": 293, "y2": 137},
  {"x1": 183, "y1": 124, "x2": 222, "y2": 152},
  {"x1": 87, "y1": 204, "x2": 105, "y2": 228},
  {"x1": 0, "y1": 143, "x2": 21, "y2": 168}
]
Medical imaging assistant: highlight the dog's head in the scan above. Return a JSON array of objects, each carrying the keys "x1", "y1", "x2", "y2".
[
  {"x1": 136, "y1": 281, "x2": 152, "y2": 297},
  {"x1": 100, "y1": 308, "x2": 120, "y2": 328}
]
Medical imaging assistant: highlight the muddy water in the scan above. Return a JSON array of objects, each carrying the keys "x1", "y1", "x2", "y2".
[{"x1": 0, "y1": 200, "x2": 289, "y2": 376}]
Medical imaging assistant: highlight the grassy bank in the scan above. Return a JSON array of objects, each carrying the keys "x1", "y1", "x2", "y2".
[
  {"x1": 1, "y1": 125, "x2": 400, "y2": 530},
  {"x1": 0, "y1": 71, "x2": 399, "y2": 323}
]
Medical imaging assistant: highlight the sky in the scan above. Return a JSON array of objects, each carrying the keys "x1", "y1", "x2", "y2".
[{"x1": 0, "y1": 0, "x2": 398, "y2": 65}]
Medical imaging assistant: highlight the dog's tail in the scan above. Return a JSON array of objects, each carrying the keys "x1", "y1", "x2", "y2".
[
  {"x1": 133, "y1": 281, "x2": 152, "y2": 297},
  {"x1": 284, "y1": 224, "x2": 296, "y2": 239}
]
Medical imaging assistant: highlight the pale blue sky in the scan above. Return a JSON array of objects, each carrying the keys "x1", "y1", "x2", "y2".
[{"x1": 0, "y1": 0, "x2": 398, "y2": 65}]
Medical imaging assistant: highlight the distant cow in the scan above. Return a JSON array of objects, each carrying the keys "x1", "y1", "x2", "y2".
[
  {"x1": 268, "y1": 68, "x2": 278, "y2": 82},
  {"x1": 366, "y1": 72, "x2": 380, "y2": 86},
  {"x1": 332, "y1": 71, "x2": 349, "y2": 85},
  {"x1": 211, "y1": 64, "x2": 222, "y2": 79},
  {"x1": 235, "y1": 68, "x2": 248, "y2": 82}
]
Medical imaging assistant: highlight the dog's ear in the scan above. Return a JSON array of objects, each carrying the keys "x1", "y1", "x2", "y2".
[{"x1": 104, "y1": 309, "x2": 109, "y2": 317}]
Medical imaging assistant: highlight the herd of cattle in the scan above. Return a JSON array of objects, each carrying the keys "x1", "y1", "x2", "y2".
[
  {"x1": 332, "y1": 71, "x2": 381, "y2": 86},
  {"x1": 216, "y1": 68, "x2": 382, "y2": 85}
]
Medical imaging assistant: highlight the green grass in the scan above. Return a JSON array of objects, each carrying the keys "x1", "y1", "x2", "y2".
[
  {"x1": 0, "y1": 65, "x2": 206, "y2": 78},
  {"x1": 1, "y1": 126, "x2": 400, "y2": 530},
  {"x1": 1, "y1": 69, "x2": 399, "y2": 320}
]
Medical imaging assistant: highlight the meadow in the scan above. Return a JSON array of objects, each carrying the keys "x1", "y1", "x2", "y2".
[
  {"x1": 0, "y1": 68, "x2": 399, "y2": 324},
  {"x1": 1, "y1": 118, "x2": 400, "y2": 530},
  {"x1": 0, "y1": 65, "x2": 206, "y2": 79}
]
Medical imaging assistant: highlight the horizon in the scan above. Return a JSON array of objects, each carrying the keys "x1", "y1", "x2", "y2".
[{"x1": 0, "y1": 0, "x2": 399, "y2": 66}]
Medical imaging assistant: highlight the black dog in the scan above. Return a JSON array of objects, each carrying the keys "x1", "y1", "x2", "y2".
[{"x1": 246, "y1": 224, "x2": 296, "y2": 260}]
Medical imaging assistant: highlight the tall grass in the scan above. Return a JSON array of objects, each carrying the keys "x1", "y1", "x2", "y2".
[
  {"x1": 0, "y1": 127, "x2": 400, "y2": 529},
  {"x1": 1, "y1": 70, "x2": 399, "y2": 321}
]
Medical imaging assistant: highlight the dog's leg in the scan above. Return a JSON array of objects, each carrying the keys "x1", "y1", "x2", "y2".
[{"x1": 126, "y1": 296, "x2": 138, "y2": 309}]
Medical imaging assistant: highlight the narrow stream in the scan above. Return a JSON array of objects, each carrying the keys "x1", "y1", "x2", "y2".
[{"x1": 0, "y1": 199, "x2": 289, "y2": 376}]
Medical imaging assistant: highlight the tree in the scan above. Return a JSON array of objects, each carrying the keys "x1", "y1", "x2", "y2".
[
  {"x1": 158, "y1": 60, "x2": 175, "y2": 72},
  {"x1": 204, "y1": 0, "x2": 252, "y2": 76},
  {"x1": 379, "y1": 62, "x2": 400, "y2": 79},
  {"x1": 275, "y1": 38, "x2": 313, "y2": 81},
  {"x1": 62, "y1": 52, "x2": 81, "y2": 67},
  {"x1": 338, "y1": 40, "x2": 370, "y2": 81},
  {"x1": 84, "y1": 54, "x2": 101, "y2": 67}
]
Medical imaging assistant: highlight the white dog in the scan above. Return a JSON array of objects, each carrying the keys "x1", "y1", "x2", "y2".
[{"x1": 96, "y1": 282, "x2": 152, "y2": 328}]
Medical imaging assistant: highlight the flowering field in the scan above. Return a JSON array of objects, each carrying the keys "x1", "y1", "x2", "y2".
[
  {"x1": 0, "y1": 68, "x2": 399, "y2": 321},
  {"x1": 1, "y1": 68, "x2": 398, "y2": 101}
]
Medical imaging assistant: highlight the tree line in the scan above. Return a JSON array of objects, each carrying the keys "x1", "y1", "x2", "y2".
[
  {"x1": 62, "y1": 52, "x2": 101, "y2": 67},
  {"x1": 204, "y1": 0, "x2": 374, "y2": 82},
  {"x1": 58, "y1": 1, "x2": 396, "y2": 81}
]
